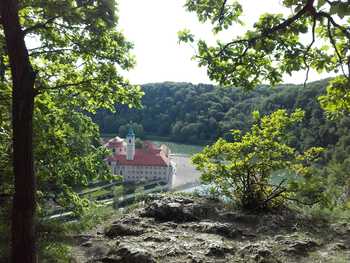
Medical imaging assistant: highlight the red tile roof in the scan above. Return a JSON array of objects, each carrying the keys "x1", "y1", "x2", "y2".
[
  {"x1": 107, "y1": 149, "x2": 169, "y2": 166},
  {"x1": 106, "y1": 140, "x2": 170, "y2": 167}
]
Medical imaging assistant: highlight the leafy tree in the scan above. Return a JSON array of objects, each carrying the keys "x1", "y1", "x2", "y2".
[
  {"x1": 34, "y1": 96, "x2": 112, "y2": 214},
  {"x1": 0, "y1": 0, "x2": 142, "y2": 261},
  {"x1": 192, "y1": 109, "x2": 325, "y2": 210},
  {"x1": 118, "y1": 122, "x2": 144, "y2": 138},
  {"x1": 118, "y1": 124, "x2": 129, "y2": 138},
  {"x1": 113, "y1": 185, "x2": 124, "y2": 209},
  {"x1": 319, "y1": 76, "x2": 350, "y2": 117},
  {"x1": 135, "y1": 138, "x2": 144, "y2": 149},
  {"x1": 180, "y1": 0, "x2": 350, "y2": 115}
]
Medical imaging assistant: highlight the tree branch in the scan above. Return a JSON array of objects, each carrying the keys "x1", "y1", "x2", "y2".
[
  {"x1": 23, "y1": 15, "x2": 60, "y2": 35},
  {"x1": 304, "y1": 17, "x2": 317, "y2": 87},
  {"x1": 218, "y1": 0, "x2": 315, "y2": 55},
  {"x1": 318, "y1": 11, "x2": 350, "y2": 40},
  {"x1": 36, "y1": 78, "x2": 98, "y2": 94},
  {"x1": 29, "y1": 48, "x2": 73, "y2": 57},
  {"x1": 217, "y1": 0, "x2": 228, "y2": 26},
  {"x1": 326, "y1": 19, "x2": 349, "y2": 79}
]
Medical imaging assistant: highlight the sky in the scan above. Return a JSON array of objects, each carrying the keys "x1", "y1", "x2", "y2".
[{"x1": 118, "y1": 0, "x2": 334, "y2": 86}]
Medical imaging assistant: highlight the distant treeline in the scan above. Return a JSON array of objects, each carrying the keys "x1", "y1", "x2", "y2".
[{"x1": 93, "y1": 79, "x2": 348, "y2": 153}]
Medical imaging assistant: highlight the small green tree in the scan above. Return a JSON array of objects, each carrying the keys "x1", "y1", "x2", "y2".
[
  {"x1": 192, "y1": 109, "x2": 325, "y2": 210},
  {"x1": 113, "y1": 185, "x2": 124, "y2": 209},
  {"x1": 135, "y1": 138, "x2": 144, "y2": 149},
  {"x1": 134, "y1": 182, "x2": 146, "y2": 203}
]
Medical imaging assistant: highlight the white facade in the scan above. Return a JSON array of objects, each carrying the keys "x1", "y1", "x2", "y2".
[
  {"x1": 111, "y1": 162, "x2": 175, "y2": 185},
  {"x1": 105, "y1": 132, "x2": 176, "y2": 187}
]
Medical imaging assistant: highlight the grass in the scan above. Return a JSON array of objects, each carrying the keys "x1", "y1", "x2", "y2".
[
  {"x1": 37, "y1": 204, "x2": 118, "y2": 262},
  {"x1": 86, "y1": 188, "x2": 111, "y2": 199},
  {"x1": 296, "y1": 203, "x2": 350, "y2": 224}
]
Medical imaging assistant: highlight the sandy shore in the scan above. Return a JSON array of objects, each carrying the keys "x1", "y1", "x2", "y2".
[{"x1": 170, "y1": 154, "x2": 201, "y2": 187}]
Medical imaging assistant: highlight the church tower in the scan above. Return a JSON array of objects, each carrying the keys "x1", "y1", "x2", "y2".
[{"x1": 126, "y1": 127, "x2": 135, "y2": 160}]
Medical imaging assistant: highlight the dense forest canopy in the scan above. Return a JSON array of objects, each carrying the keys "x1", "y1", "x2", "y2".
[{"x1": 93, "y1": 79, "x2": 343, "y2": 150}]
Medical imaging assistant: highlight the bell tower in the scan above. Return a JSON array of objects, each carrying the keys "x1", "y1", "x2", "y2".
[{"x1": 126, "y1": 127, "x2": 135, "y2": 160}]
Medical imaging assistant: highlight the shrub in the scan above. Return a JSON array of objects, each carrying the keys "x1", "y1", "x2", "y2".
[{"x1": 192, "y1": 109, "x2": 325, "y2": 210}]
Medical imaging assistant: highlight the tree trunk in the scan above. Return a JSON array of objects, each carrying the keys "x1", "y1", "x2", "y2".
[{"x1": 0, "y1": 1, "x2": 37, "y2": 262}]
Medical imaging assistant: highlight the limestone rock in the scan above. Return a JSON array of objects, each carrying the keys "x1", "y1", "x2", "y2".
[
  {"x1": 99, "y1": 246, "x2": 155, "y2": 263},
  {"x1": 205, "y1": 243, "x2": 234, "y2": 257},
  {"x1": 71, "y1": 194, "x2": 350, "y2": 263},
  {"x1": 104, "y1": 223, "x2": 144, "y2": 238},
  {"x1": 191, "y1": 221, "x2": 242, "y2": 239},
  {"x1": 283, "y1": 239, "x2": 319, "y2": 255}
]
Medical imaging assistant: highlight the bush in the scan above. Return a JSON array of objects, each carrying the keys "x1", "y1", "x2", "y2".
[{"x1": 192, "y1": 109, "x2": 326, "y2": 210}]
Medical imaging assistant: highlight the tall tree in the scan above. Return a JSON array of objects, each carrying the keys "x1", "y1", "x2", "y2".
[
  {"x1": 179, "y1": 0, "x2": 350, "y2": 116},
  {"x1": 1, "y1": 1, "x2": 36, "y2": 261},
  {"x1": 0, "y1": 0, "x2": 143, "y2": 262}
]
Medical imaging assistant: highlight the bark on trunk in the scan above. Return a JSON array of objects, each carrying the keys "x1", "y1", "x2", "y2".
[{"x1": 0, "y1": 0, "x2": 37, "y2": 262}]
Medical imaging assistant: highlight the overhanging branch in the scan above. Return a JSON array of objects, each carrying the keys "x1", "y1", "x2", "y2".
[
  {"x1": 217, "y1": 0, "x2": 316, "y2": 55},
  {"x1": 36, "y1": 78, "x2": 99, "y2": 94},
  {"x1": 23, "y1": 15, "x2": 60, "y2": 35},
  {"x1": 304, "y1": 16, "x2": 317, "y2": 87}
]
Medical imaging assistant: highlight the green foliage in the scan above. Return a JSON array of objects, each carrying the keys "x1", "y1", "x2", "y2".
[
  {"x1": 177, "y1": 29, "x2": 195, "y2": 43},
  {"x1": 36, "y1": 205, "x2": 116, "y2": 262},
  {"x1": 118, "y1": 122, "x2": 144, "y2": 138},
  {"x1": 94, "y1": 79, "x2": 343, "y2": 149},
  {"x1": 113, "y1": 185, "x2": 124, "y2": 208},
  {"x1": 134, "y1": 184, "x2": 146, "y2": 202},
  {"x1": 0, "y1": 0, "x2": 143, "y2": 212},
  {"x1": 319, "y1": 76, "x2": 350, "y2": 118},
  {"x1": 67, "y1": 204, "x2": 116, "y2": 233},
  {"x1": 0, "y1": 84, "x2": 12, "y2": 199},
  {"x1": 192, "y1": 109, "x2": 325, "y2": 210},
  {"x1": 135, "y1": 138, "x2": 144, "y2": 149},
  {"x1": 181, "y1": 0, "x2": 350, "y2": 115},
  {"x1": 34, "y1": 93, "x2": 113, "y2": 214},
  {"x1": 184, "y1": 0, "x2": 242, "y2": 33}
]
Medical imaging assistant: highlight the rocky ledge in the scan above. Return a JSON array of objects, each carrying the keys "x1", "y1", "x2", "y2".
[{"x1": 72, "y1": 194, "x2": 350, "y2": 263}]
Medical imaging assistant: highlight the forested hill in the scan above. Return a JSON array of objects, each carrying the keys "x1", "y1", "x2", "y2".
[{"x1": 93, "y1": 79, "x2": 348, "y2": 152}]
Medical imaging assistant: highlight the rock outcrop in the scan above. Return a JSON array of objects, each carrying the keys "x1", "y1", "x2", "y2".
[{"x1": 72, "y1": 194, "x2": 350, "y2": 263}]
